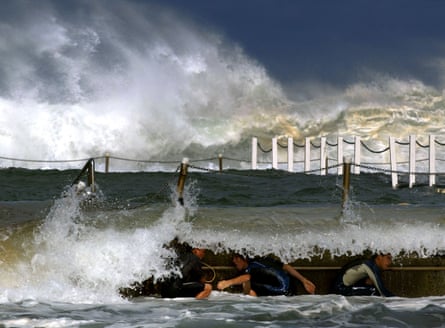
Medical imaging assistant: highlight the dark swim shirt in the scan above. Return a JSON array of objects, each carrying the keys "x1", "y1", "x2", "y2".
[{"x1": 245, "y1": 258, "x2": 290, "y2": 296}]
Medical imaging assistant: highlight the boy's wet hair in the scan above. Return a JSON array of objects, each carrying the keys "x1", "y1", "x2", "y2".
[{"x1": 371, "y1": 253, "x2": 391, "y2": 260}]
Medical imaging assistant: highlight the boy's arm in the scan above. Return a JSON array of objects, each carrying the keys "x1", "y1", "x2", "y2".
[{"x1": 217, "y1": 274, "x2": 251, "y2": 290}]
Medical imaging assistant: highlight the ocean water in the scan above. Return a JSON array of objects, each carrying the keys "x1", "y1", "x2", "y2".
[
  {"x1": 1, "y1": 1, "x2": 445, "y2": 326},
  {"x1": 2, "y1": 1, "x2": 445, "y2": 171},
  {"x1": 1, "y1": 169, "x2": 445, "y2": 327},
  {"x1": 1, "y1": 294, "x2": 445, "y2": 328}
]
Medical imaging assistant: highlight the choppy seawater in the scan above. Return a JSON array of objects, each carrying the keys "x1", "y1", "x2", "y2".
[
  {"x1": 2, "y1": 295, "x2": 445, "y2": 328},
  {"x1": 0, "y1": 168, "x2": 444, "y2": 327}
]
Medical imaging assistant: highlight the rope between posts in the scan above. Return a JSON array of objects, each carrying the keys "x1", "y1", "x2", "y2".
[
  {"x1": 253, "y1": 136, "x2": 445, "y2": 155},
  {"x1": 190, "y1": 159, "x2": 445, "y2": 177},
  {"x1": 186, "y1": 164, "x2": 272, "y2": 179},
  {"x1": 108, "y1": 156, "x2": 180, "y2": 164},
  {"x1": 4, "y1": 135, "x2": 445, "y2": 166},
  {"x1": 187, "y1": 161, "x2": 445, "y2": 180},
  {"x1": 4, "y1": 154, "x2": 445, "y2": 177},
  {"x1": 304, "y1": 163, "x2": 343, "y2": 174},
  {"x1": 360, "y1": 142, "x2": 390, "y2": 154},
  {"x1": 353, "y1": 163, "x2": 445, "y2": 176}
]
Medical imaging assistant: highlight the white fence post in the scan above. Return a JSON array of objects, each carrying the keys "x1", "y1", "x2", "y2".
[
  {"x1": 389, "y1": 136, "x2": 398, "y2": 189},
  {"x1": 337, "y1": 136, "x2": 343, "y2": 175},
  {"x1": 287, "y1": 137, "x2": 294, "y2": 172},
  {"x1": 251, "y1": 137, "x2": 258, "y2": 170},
  {"x1": 249, "y1": 135, "x2": 440, "y2": 188},
  {"x1": 354, "y1": 136, "x2": 361, "y2": 174},
  {"x1": 272, "y1": 137, "x2": 278, "y2": 169},
  {"x1": 429, "y1": 134, "x2": 436, "y2": 187},
  {"x1": 409, "y1": 135, "x2": 416, "y2": 188},
  {"x1": 320, "y1": 137, "x2": 327, "y2": 175},
  {"x1": 304, "y1": 137, "x2": 311, "y2": 173}
]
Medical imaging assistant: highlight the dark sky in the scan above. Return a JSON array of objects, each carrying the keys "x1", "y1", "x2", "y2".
[
  {"x1": 1, "y1": 0, "x2": 444, "y2": 97},
  {"x1": 153, "y1": 0, "x2": 445, "y2": 89}
]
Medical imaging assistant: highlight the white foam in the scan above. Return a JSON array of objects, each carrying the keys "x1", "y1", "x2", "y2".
[
  {"x1": 0, "y1": 318, "x2": 95, "y2": 328},
  {"x1": 3, "y1": 3, "x2": 445, "y2": 171},
  {"x1": 0, "y1": 186, "x2": 198, "y2": 303}
]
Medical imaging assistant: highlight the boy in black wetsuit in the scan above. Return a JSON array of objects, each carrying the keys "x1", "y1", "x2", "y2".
[
  {"x1": 333, "y1": 253, "x2": 395, "y2": 297},
  {"x1": 217, "y1": 254, "x2": 316, "y2": 296},
  {"x1": 160, "y1": 243, "x2": 212, "y2": 299}
]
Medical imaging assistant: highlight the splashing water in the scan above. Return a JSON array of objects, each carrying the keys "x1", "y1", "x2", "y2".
[
  {"x1": 1, "y1": 3, "x2": 445, "y2": 327},
  {"x1": 0, "y1": 183, "x2": 199, "y2": 304},
  {"x1": 1, "y1": 2, "x2": 445, "y2": 170}
]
